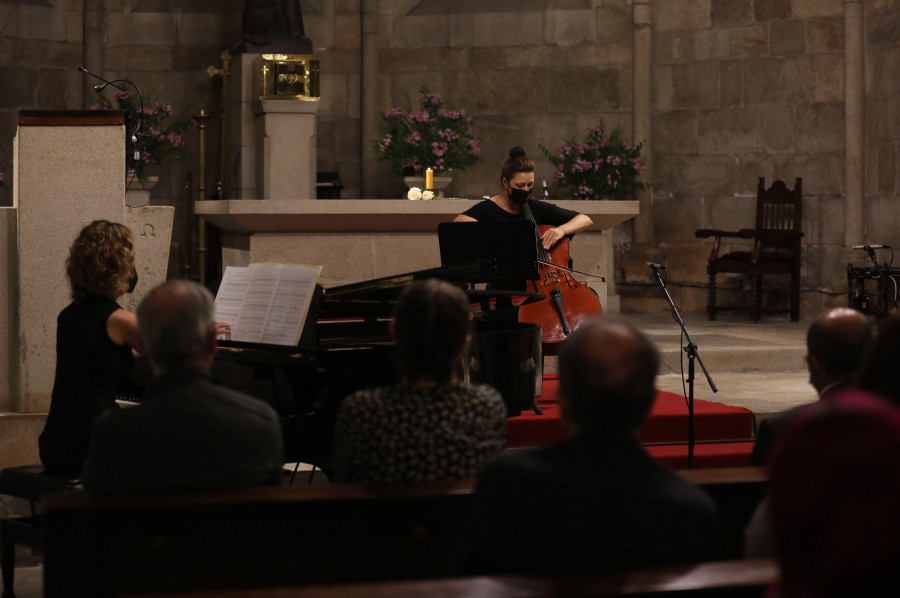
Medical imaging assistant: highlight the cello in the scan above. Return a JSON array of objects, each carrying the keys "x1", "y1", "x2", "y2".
[{"x1": 517, "y1": 201, "x2": 604, "y2": 348}]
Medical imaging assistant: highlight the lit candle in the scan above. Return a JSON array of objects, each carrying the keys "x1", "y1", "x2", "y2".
[{"x1": 425, "y1": 167, "x2": 433, "y2": 191}]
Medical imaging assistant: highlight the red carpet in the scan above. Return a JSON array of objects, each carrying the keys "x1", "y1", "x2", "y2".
[{"x1": 507, "y1": 375, "x2": 755, "y2": 468}]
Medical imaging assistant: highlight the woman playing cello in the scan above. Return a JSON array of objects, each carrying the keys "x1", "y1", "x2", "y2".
[
  {"x1": 453, "y1": 146, "x2": 601, "y2": 344},
  {"x1": 454, "y1": 146, "x2": 593, "y2": 260}
]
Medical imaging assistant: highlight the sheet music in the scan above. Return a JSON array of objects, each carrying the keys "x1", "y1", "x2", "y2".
[
  {"x1": 214, "y1": 267, "x2": 250, "y2": 337},
  {"x1": 261, "y1": 264, "x2": 322, "y2": 345},
  {"x1": 214, "y1": 263, "x2": 322, "y2": 346}
]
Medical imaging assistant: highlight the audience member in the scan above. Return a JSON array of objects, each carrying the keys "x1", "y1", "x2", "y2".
[
  {"x1": 766, "y1": 390, "x2": 900, "y2": 598},
  {"x1": 332, "y1": 279, "x2": 507, "y2": 483},
  {"x1": 81, "y1": 280, "x2": 284, "y2": 494},
  {"x1": 750, "y1": 307, "x2": 872, "y2": 466},
  {"x1": 857, "y1": 312, "x2": 900, "y2": 405},
  {"x1": 745, "y1": 307, "x2": 873, "y2": 558},
  {"x1": 39, "y1": 220, "x2": 143, "y2": 479},
  {"x1": 455, "y1": 316, "x2": 716, "y2": 576}
]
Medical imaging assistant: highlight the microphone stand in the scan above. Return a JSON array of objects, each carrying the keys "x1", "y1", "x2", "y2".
[
  {"x1": 648, "y1": 264, "x2": 717, "y2": 468},
  {"x1": 78, "y1": 66, "x2": 146, "y2": 178},
  {"x1": 860, "y1": 246, "x2": 897, "y2": 318}
]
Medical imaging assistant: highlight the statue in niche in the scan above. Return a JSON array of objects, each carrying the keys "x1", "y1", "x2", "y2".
[{"x1": 240, "y1": 0, "x2": 312, "y2": 52}]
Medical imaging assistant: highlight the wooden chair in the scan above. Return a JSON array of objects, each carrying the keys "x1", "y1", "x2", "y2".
[{"x1": 696, "y1": 178, "x2": 803, "y2": 322}]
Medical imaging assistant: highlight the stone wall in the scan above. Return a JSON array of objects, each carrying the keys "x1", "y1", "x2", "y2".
[{"x1": 1, "y1": 1, "x2": 899, "y2": 318}]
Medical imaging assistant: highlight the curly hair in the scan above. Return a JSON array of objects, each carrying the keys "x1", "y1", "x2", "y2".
[{"x1": 66, "y1": 220, "x2": 135, "y2": 302}]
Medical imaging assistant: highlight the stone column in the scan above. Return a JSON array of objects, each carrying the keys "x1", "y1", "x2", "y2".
[
  {"x1": 360, "y1": 0, "x2": 379, "y2": 199},
  {"x1": 82, "y1": 0, "x2": 105, "y2": 107},
  {"x1": 632, "y1": 0, "x2": 653, "y2": 245},
  {"x1": 254, "y1": 99, "x2": 320, "y2": 199},
  {"x1": 844, "y1": 0, "x2": 865, "y2": 246}
]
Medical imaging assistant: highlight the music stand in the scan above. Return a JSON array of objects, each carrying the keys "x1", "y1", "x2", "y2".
[
  {"x1": 439, "y1": 221, "x2": 545, "y2": 416},
  {"x1": 438, "y1": 221, "x2": 539, "y2": 282}
]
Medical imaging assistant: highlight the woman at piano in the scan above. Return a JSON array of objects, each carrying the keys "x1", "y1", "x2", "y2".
[
  {"x1": 38, "y1": 220, "x2": 144, "y2": 480},
  {"x1": 453, "y1": 146, "x2": 593, "y2": 250},
  {"x1": 332, "y1": 279, "x2": 508, "y2": 483}
]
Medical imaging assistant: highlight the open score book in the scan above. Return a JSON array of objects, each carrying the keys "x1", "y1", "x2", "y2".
[{"x1": 214, "y1": 263, "x2": 322, "y2": 346}]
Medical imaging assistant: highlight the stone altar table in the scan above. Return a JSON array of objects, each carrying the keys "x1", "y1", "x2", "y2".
[{"x1": 196, "y1": 199, "x2": 640, "y2": 311}]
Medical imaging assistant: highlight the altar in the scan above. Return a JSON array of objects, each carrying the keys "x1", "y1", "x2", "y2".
[{"x1": 196, "y1": 199, "x2": 639, "y2": 312}]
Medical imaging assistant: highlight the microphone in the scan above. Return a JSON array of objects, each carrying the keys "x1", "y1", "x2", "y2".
[
  {"x1": 647, "y1": 263, "x2": 666, "y2": 270},
  {"x1": 78, "y1": 65, "x2": 126, "y2": 93},
  {"x1": 852, "y1": 244, "x2": 890, "y2": 250}
]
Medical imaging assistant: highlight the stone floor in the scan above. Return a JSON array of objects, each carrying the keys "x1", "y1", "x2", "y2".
[{"x1": 1, "y1": 311, "x2": 817, "y2": 598}]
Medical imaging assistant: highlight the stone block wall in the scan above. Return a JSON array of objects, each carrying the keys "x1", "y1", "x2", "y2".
[{"x1": 1, "y1": 1, "x2": 899, "y2": 318}]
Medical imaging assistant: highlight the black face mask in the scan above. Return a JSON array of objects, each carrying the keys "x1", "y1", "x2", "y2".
[
  {"x1": 127, "y1": 271, "x2": 138, "y2": 294},
  {"x1": 508, "y1": 186, "x2": 532, "y2": 205}
]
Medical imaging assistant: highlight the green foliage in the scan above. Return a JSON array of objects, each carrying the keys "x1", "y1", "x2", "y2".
[
  {"x1": 93, "y1": 90, "x2": 191, "y2": 180},
  {"x1": 374, "y1": 87, "x2": 481, "y2": 176},
  {"x1": 540, "y1": 122, "x2": 646, "y2": 201}
]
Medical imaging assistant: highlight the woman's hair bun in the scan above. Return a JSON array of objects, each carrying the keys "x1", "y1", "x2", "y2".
[{"x1": 508, "y1": 146, "x2": 527, "y2": 159}]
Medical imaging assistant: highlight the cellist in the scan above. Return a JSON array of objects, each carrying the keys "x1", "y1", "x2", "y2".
[
  {"x1": 453, "y1": 146, "x2": 593, "y2": 291},
  {"x1": 454, "y1": 146, "x2": 602, "y2": 340},
  {"x1": 454, "y1": 146, "x2": 592, "y2": 250}
]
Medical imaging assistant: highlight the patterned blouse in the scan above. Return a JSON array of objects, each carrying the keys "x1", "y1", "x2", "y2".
[{"x1": 332, "y1": 383, "x2": 508, "y2": 483}]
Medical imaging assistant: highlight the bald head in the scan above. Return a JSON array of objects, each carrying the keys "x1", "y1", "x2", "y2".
[
  {"x1": 806, "y1": 307, "x2": 873, "y2": 393},
  {"x1": 137, "y1": 280, "x2": 217, "y2": 372},
  {"x1": 558, "y1": 316, "x2": 659, "y2": 435}
]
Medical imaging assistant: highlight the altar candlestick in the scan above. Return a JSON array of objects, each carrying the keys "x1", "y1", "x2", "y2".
[{"x1": 426, "y1": 168, "x2": 433, "y2": 191}]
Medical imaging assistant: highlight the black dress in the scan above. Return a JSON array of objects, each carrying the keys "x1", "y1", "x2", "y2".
[
  {"x1": 39, "y1": 295, "x2": 134, "y2": 479},
  {"x1": 461, "y1": 197, "x2": 579, "y2": 228}
]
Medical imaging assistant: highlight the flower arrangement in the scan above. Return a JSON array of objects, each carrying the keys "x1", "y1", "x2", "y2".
[
  {"x1": 540, "y1": 121, "x2": 646, "y2": 201},
  {"x1": 374, "y1": 86, "x2": 481, "y2": 176},
  {"x1": 407, "y1": 187, "x2": 435, "y2": 201},
  {"x1": 92, "y1": 90, "x2": 191, "y2": 180}
]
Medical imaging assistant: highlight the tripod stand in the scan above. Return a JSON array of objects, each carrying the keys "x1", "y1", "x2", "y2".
[{"x1": 649, "y1": 264, "x2": 718, "y2": 468}]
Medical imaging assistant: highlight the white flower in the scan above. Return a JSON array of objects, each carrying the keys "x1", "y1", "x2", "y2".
[
  {"x1": 422, "y1": 190, "x2": 435, "y2": 201},
  {"x1": 407, "y1": 187, "x2": 422, "y2": 200}
]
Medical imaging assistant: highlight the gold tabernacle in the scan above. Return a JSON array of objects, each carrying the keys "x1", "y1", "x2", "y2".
[{"x1": 256, "y1": 54, "x2": 320, "y2": 100}]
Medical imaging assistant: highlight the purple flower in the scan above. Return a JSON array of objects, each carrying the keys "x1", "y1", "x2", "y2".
[
  {"x1": 439, "y1": 128, "x2": 459, "y2": 141},
  {"x1": 384, "y1": 107, "x2": 404, "y2": 118},
  {"x1": 377, "y1": 134, "x2": 393, "y2": 153},
  {"x1": 424, "y1": 92, "x2": 443, "y2": 105},
  {"x1": 469, "y1": 139, "x2": 481, "y2": 155},
  {"x1": 115, "y1": 90, "x2": 131, "y2": 101},
  {"x1": 408, "y1": 110, "x2": 431, "y2": 123},
  {"x1": 405, "y1": 130, "x2": 422, "y2": 145},
  {"x1": 431, "y1": 141, "x2": 449, "y2": 157}
]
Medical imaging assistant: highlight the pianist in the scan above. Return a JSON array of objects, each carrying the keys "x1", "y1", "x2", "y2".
[
  {"x1": 332, "y1": 279, "x2": 507, "y2": 483},
  {"x1": 81, "y1": 280, "x2": 284, "y2": 494},
  {"x1": 39, "y1": 220, "x2": 143, "y2": 480}
]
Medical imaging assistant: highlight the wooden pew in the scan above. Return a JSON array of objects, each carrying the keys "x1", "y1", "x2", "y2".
[
  {"x1": 124, "y1": 560, "x2": 779, "y2": 598},
  {"x1": 42, "y1": 468, "x2": 768, "y2": 598}
]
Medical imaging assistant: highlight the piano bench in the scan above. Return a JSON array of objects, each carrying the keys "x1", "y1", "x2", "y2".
[{"x1": 0, "y1": 465, "x2": 75, "y2": 598}]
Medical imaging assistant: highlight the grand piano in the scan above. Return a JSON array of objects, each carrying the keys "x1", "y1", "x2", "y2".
[{"x1": 213, "y1": 221, "x2": 545, "y2": 469}]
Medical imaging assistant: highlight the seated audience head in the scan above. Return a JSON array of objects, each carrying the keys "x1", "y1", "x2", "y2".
[
  {"x1": 857, "y1": 313, "x2": 900, "y2": 405},
  {"x1": 769, "y1": 390, "x2": 900, "y2": 598},
  {"x1": 805, "y1": 307, "x2": 872, "y2": 394},
  {"x1": 392, "y1": 279, "x2": 471, "y2": 386},
  {"x1": 66, "y1": 220, "x2": 135, "y2": 302},
  {"x1": 557, "y1": 316, "x2": 659, "y2": 436},
  {"x1": 137, "y1": 279, "x2": 217, "y2": 374}
]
